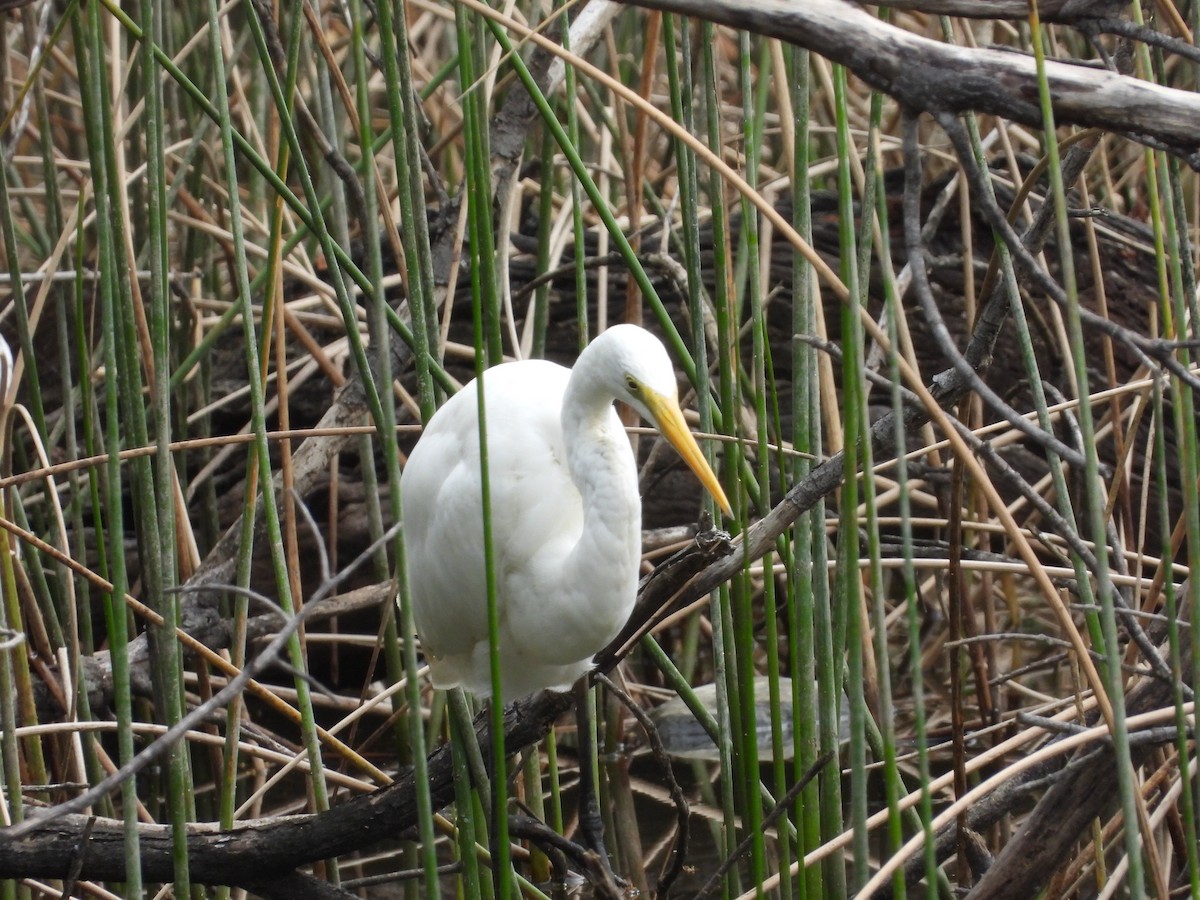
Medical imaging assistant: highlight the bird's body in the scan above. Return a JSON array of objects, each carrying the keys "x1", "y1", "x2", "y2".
[{"x1": 401, "y1": 324, "x2": 729, "y2": 700}]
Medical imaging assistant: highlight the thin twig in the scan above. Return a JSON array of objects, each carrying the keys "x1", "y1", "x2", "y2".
[{"x1": 692, "y1": 751, "x2": 835, "y2": 900}]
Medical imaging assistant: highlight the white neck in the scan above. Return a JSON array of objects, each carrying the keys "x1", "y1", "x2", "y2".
[{"x1": 554, "y1": 338, "x2": 642, "y2": 653}]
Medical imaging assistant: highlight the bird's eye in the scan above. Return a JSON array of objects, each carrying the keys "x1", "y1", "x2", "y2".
[{"x1": 625, "y1": 375, "x2": 640, "y2": 394}]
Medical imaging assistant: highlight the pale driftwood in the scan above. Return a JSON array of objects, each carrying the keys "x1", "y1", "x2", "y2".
[{"x1": 613, "y1": 0, "x2": 1200, "y2": 167}]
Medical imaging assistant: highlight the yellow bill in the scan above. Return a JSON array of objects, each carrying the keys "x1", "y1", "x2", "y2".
[{"x1": 642, "y1": 389, "x2": 733, "y2": 518}]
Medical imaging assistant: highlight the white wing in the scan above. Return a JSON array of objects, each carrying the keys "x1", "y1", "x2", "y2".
[{"x1": 399, "y1": 360, "x2": 583, "y2": 686}]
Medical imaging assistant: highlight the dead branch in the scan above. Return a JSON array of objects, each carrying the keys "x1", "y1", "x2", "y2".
[{"x1": 612, "y1": 0, "x2": 1200, "y2": 168}]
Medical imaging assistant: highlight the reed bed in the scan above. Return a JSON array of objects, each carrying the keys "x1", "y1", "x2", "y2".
[{"x1": 0, "y1": 1, "x2": 1193, "y2": 898}]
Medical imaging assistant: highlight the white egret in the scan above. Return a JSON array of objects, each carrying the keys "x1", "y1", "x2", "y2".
[{"x1": 401, "y1": 324, "x2": 731, "y2": 700}]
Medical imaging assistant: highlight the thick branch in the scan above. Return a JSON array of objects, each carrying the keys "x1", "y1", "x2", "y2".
[
  {"x1": 612, "y1": 0, "x2": 1200, "y2": 168},
  {"x1": 0, "y1": 689, "x2": 573, "y2": 886}
]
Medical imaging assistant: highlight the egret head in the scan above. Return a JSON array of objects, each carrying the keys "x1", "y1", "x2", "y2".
[{"x1": 592, "y1": 325, "x2": 733, "y2": 517}]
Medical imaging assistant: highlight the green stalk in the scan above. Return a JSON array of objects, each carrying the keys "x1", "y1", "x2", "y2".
[
  {"x1": 857, "y1": 76, "x2": 906, "y2": 896},
  {"x1": 217, "y1": 0, "x2": 307, "y2": 847},
  {"x1": 137, "y1": 0, "x2": 191, "y2": 880},
  {"x1": 884, "y1": 185, "x2": 939, "y2": 896},
  {"x1": 829, "y1": 59, "x2": 869, "y2": 892},
  {"x1": 455, "y1": 20, "x2": 511, "y2": 891},
  {"x1": 0, "y1": 527, "x2": 25, "y2": 834},
  {"x1": 348, "y1": 1, "x2": 439, "y2": 893},
  {"x1": 559, "y1": 3, "x2": 589, "y2": 349},
  {"x1": 473, "y1": 237, "x2": 514, "y2": 896},
  {"x1": 664, "y1": 14, "x2": 746, "y2": 883},
  {"x1": 734, "y1": 30, "x2": 768, "y2": 893},
  {"x1": 662, "y1": 24, "x2": 720, "y2": 774},
  {"x1": 0, "y1": 145, "x2": 49, "y2": 830},
  {"x1": 73, "y1": 6, "x2": 142, "y2": 890},
  {"x1": 532, "y1": 119, "x2": 557, "y2": 358},
  {"x1": 1029, "y1": 6, "x2": 1143, "y2": 894},
  {"x1": 787, "y1": 40, "x2": 830, "y2": 900},
  {"x1": 662, "y1": 15, "x2": 710, "y2": 432},
  {"x1": 29, "y1": 0, "x2": 75, "y2": 684},
  {"x1": 1150, "y1": 380, "x2": 1200, "y2": 896},
  {"x1": 1135, "y1": 4, "x2": 1200, "y2": 876},
  {"x1": 378, "y1": 0, "x2": 439, "y2": 414},
  {"x1": 449, "y1": 703, "x2": 487, "y2": 898},
  {"x1": 457, "y1": 5, "x2": 501, "y2": 365},
  {"x1": 203, "y1": 0, "x2": 336, "y2": 875},
  {"x1": 71, "y1": 214, "x2": 104, "y2": 808},
  {"x1": 696, "y1": 20, "x2": 745, "y2": 894}
]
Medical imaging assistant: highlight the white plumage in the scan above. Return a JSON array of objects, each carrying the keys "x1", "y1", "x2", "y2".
[{"x1": 400, "y1": 324, "x2": 730, "y2": 700}]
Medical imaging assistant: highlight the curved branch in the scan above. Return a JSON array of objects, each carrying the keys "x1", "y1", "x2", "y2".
[{"x1": 612, "y1": 0, "x2": 1200, "y2": 169}]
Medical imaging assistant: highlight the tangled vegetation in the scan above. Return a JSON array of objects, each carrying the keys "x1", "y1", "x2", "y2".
[{"x1": 0, "y1": 0, "x2": 1195, "y2": 897}]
